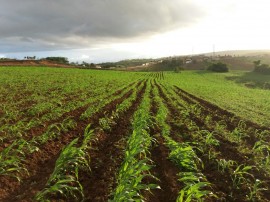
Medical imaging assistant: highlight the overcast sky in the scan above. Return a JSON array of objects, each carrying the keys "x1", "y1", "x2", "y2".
[{"x1": 1, "y1": 0, "x2": 270, "y2": 62}]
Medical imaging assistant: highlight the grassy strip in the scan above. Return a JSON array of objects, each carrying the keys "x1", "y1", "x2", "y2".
[{"x1": 165, "y1": 71, "x2": 270, "y2": 126}]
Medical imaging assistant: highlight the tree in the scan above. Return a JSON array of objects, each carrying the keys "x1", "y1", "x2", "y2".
[
  {"x1": 207, "y1": 62, "x2": 229, "y2": 72},
  {"x1": 253, "y1": 60, "x2": 261, "y2": 68},
  {"x1": 253, "y1": 61, "x2": 270, "y2": 74},
  {"x1": 45, "y1": 57, "x2": 69, "y2": 64}
]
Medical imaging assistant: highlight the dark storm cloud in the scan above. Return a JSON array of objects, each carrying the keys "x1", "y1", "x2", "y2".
[{"x1": 0, "y1": 0, "x2": 204, "y2": 52}]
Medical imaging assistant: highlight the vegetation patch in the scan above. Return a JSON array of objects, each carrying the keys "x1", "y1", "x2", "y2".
[{"x1": 207, "y1": 62, "x2": 229, "y2": 72}]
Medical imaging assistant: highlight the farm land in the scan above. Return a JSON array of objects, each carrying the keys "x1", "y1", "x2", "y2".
[{"x1": 0, "y1": 66, "x2": 270, "y2": 201}]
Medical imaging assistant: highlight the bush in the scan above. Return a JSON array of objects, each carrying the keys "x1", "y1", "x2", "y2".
[
  {"x1": 207, "y1": 62, "x2": 229, "y2": 72},
  {"x1": 44, "y1": 57, "x2": 69, "y2": 64},
  {"x1": 254, "y1": 63, "x2": 270, "y2": 75},
  {"x1": 174, "y1": 66, "x2": 184, "y2": 73}
]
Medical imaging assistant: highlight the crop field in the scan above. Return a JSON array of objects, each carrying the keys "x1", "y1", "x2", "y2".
[{"x1": 0, "y1": 67, "x2": 270, "y2": 202}]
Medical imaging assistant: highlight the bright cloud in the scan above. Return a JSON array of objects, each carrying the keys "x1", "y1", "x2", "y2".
[{"x1": 1, "y1": 0, "x2": 270, "y2": 62}]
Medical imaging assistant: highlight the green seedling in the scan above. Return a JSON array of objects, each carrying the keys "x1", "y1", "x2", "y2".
[
  {"x1": 177, "y1": 172, "x2": 213, "y2": 202},
  {"x1": 217, "y1": 159, "x2": 236, "y2": 173},
  {"x1": 231, "y1": 165, "x2": 254, "y2": 189},
  {"x1": 247, "y1": 179, "x2": 267, "y2": 201}
]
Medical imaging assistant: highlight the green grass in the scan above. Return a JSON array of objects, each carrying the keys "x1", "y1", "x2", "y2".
[
  {"x1": 164, "y1": 71, "x2": 270, "y2": 126},
  {"x1": 0, "y1": 66, "x2": 144, "y2": 140},
  {"x1": 1, "y1": 66, "x2": 269, "y2": 127}
]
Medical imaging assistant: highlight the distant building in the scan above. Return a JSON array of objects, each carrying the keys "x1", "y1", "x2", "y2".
[{"x1": 185, "y1": 58, "x2": 192, "y2": 64}]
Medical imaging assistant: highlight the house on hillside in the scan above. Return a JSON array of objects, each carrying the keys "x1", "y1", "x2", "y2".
[{"x1": 185, "y1": 58, "x2": 192, "y2": 64}]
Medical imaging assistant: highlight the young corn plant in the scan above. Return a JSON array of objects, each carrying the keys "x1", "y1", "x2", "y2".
[
  {"x1": 255, "y1": 129, "x2": 270, "y2": 141},
  {"x1": 152, "y1": 85, "x2": 213, "y2": 201},
  {"x1": 33, "y1": 118, "x2": 76, "y2": 144},
  {"x1": 216, "y1": 159, "x2": 236, "y2": 173},
  {"x1": 247, "y1": 179, "x2": 267, "y2": 201},
  {"x1": 252, "y1": 140, "x2": 270, "y2": 172},
  {"x1": 231, "y1": 164, "x2": 254, "y2": 189},
  {"x1": 112, "y1": 82, "x2": 159, "y2": 201},
  {"x1": 230, "y1": 120, "x2": 248, "y2": 143},
  {"x1": 168, "y1": 141, "x2": 203, "y2": 172},
  {"x1": 193, "y1": 130, "x2": 220, "y2": 160},
  {"x1": 99, "y1": 82, "x2": 142, "y2": 132},
  {"x1": 177, "y1": 172, "x2": 213, "y2": 202},
  {"x1": 35, "y1": 125, "x2": 93, "y2": 201},
  {"x1": 0, "y1": 138, "x2": 38, "y2": 181},
  {"x1": 196, "y1": 130, "x2": 220, "y2": 161},
  {"x1": 99, "y1": 116, "x2": 114, "y2": 131},
  {"x1": 38, "y1": 123, "x2": 61, "y2": 142},
  {"x1": 80, "y1": 83, "x2": 134, "y2": 120}
]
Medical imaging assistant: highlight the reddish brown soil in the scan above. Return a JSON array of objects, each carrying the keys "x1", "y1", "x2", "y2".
[
  {"x1": 173, "y1": 86, "x2": 269, "y2": 131},
  {"x1": 142, "y1": 83, "x2": 180, "y2": 202},
  {"x1": 0, "y1": 82, "x2": 137, "y2": 152},
  {"x1": 0, "y1": 82, "x2": 138, "y2": 202},
  {"x1": 81, "y1": 81, "x2": 146, "y2": 201},
  {"x1": 1, "y1": 78, "x2": 269, "y2": 201},
  {"x1": 156, "y1": 83, "x2": 268, "y2": 201},
  {"x1": 172, "y1": 85, "x2": 270, "y2": 146},
  {"x1": 0, "y1": 60, "x2": 75, "y2": 68}
]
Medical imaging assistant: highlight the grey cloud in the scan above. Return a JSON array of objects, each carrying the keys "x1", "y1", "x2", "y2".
[{"x1": 0, "y1": 0, "x2": 204, "y2": 52}]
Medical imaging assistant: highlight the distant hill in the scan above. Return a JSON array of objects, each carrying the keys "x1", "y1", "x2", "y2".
[
  {"x1": 147, "y1": 50, "x2": 270, "y2": 71},
  {"x1": 203, "y1": 50, "x2": 270, "y2": 57},
  {"x1": 0, "y1": 59, "x2": 75, "y2": 68}
]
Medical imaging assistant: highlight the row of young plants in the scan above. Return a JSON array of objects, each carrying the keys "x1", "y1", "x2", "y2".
[
  {"x1": 0, "y1": 82, "x2": 139, "y2": 183},
  {"x1": 164, "y1": 71, "x2": 270, "y2": 126},
  {"x1": 152, "y1": 84, "x2": 214, "y2": 201},
  {"x1": 0, "y1": 80, "x2": 138, "y2": 149},
  {"x1": 98, "y1": 80, "x2": 145, "y2": 132},
  {"x1": 0, "y1": 67, "x2": 144, "y2": 144},
  {"x1": 80, "y1": 81, "x2": 140, "y2": 120},
  {"x1": 35, "y1": 125, "x2": 94, "y2": 201},
  {"x1": 0, "y1": 74, "x2": 105, "y2": 125},
  {"x1": 172, "y1": 85, "x2": 270, "y2": 144},
  {"x1": 146, "y1": 72, "x2": 164, "y2": 80},
  {"x1": 0, "y1": 80, "x2": 137, "y2": 145},
  {"x1": 170, "y1": 85, "x2": 270, "y2": 178},
  {"x1": 110, "y1": 81, "x2": 160, "y2": 201},
  {"x1": 36, "y1": 80, "x2": 146, "y2": 201},
  {"x1": 0, "y1": 67, "x2": 142, "y2": 124},
  {"x1": 159, "y1": 83, "x2": 269, "y2": 201},
  {"x1": 163, "y1": 83, "x2": 268, "y2": 157}
]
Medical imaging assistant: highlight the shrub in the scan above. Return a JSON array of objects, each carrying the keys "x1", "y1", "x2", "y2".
[
  {"x1": 254, "y1": 63, "x2": 270, "y2": 75},
  {"x1": 44, "y1": 57, "x2": 69, "y2": 64},
  {"x1": 207, "y1": 62, "x2": 229, "y2": 72},
  {"x1": 174, "y1": 66, "x2": 184, "y2": 73}
]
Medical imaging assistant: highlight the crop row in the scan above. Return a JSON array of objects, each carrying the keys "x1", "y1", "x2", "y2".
[
  {"x1": 0, "y1": 80, "x2": 144, "y2": 201},
  {"x1": 157, "y1": 82, "x2": 270, "y2": 201}
]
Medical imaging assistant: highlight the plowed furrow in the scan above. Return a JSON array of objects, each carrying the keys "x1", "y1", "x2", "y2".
[
  {"x1": 81, "y1": 81, "x2": 146, "y2": 201},
  {"x1": 143, "y1": 84, "x2": 180, "y2": 202},
  {"x1": 158, "y1": 84, "x2": 270, "y2": 201},
  {"x1": 0, "y1": 83, "x2": 138, "y2": 202},
  {"x1": 173, "y1": 85, "x2": 269, "y2": 131},
  {"x1": 0, "y1": 81, "x2": 138, "y2": 152}
]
